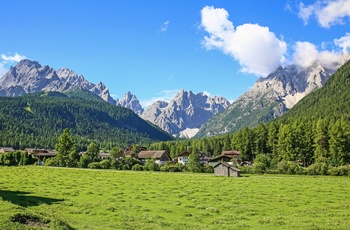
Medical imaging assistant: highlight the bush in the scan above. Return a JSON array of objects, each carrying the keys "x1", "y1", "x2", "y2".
[
  {"x1": 305, "y1": 163, "x2": 328, "y2": 175},
  {"x1": 277, "y1": 160, "x2": 304, "y2": 175},
  {"x1": 45, "y1": 157, "x2": 60, "y2": 167},
  {"x1": 99, "y1": 159, "x2": 111, "y2": 169},
  {"x1": 253, "y1": 162, "x2": 266, "y2": 174},
  {"x1": 328, "y1": 165, "x2": 350, "y2": 176},
  {"x1": 88, "y1": 162, "x2": 102, "y2": 169},
  {"x1": 131, "y1": 164, "x2": 144, "y2": 171},
  {"x1": 202, "y1": 164, "x2": 214, "y2": 173},
  {"x1": 144, "y1": 158, "x2": 160, "y2": 171}
]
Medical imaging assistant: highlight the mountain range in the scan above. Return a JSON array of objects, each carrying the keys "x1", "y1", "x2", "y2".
[
  {"x1": 0, "y1": 58, "x2": 348, "y2": 139},
  {"x1": 0, "y1": 59, "x2": 230, "y2": 138}
]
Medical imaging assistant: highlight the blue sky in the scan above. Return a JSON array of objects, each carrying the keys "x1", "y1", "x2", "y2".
[{"x1": 1, "y1": 0, "x2": 349, "y2": 107}]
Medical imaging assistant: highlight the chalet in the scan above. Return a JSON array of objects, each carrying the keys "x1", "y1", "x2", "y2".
[
  {"x1": 138, "y1": 150, "x2": 171, "y2": 165},
  {"x1": 0, "y1": 147, "x2": 15, "y2": 153},
  {"x1": 98, "y1": 152, "x2": 110, "y2": 160},
  {"x1": 25, "y1": 148, "x2": 57, "y2": 163},
  {"x1": 175, "y1": 151, "x2": 191, "y2": 165},
  {"x1": 214, "y1": 162, "x2": 241, "y2": 177},
  {"x1": 124, "y1": 150, "x2": 137, "y2": 158},
  {"x1": 208, "y1": 150, "x2": 241, "y2": 166}
]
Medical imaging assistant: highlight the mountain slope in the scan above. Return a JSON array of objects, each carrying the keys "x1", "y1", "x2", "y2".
[
  {"x1": 280, "y1": 60, "x2": 350, "y2": 122},
  {"x1": 195, "y1": 62, "x2": 340, "y2": 138},
  {"x1": 0, "y1": 92, "x2": 172, "y2": 149},
  {"x1": 141, "y1": 89, "x2": 230, "y2": 138},
  {"x1": 0, "y1": 59, "x2": 116, "y2": 104}
]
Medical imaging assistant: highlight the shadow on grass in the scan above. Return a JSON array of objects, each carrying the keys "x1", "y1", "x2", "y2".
[{"x1": 0, "y1": 190, "x2": 64, "y2": 208}]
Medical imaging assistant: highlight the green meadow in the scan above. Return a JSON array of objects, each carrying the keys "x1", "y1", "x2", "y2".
[{"x1": 0, "y1": 167, "x2": 350, "y2": 229}]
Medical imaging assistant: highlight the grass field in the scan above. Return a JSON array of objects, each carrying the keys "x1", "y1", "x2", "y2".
[{"x1": 0, "y1": 166, "x2": 350, "y2": 229}]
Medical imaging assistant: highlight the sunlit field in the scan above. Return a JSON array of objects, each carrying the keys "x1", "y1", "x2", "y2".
[{"x1": 0, "y1": 166, "x2": 350, "y2": 229}]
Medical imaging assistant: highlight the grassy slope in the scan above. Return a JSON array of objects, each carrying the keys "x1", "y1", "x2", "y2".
[{"x1": 1, "y1": 167, "x2": 350, "y2": 229}]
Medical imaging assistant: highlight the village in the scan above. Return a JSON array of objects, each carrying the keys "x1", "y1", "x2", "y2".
[{"x1": 0, "y1": 146, "x2": 243, "y2": 177}]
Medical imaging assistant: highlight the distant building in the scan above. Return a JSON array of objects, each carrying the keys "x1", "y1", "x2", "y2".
[
  {"x1": 98, "y1": 152, "x2": 110, "y2": 160},
  {"x1": 214, "y1": 162, "x2": 241, "y2": 177},
  {"x1": 175, "y1": 151, "x2": 210, "y2": 165},
  {"x1": 138, "y1": 150, "x2": 171, "y2": 165},
  {"x1": 0, "y1": 147, "x2": 15, "y2": 153},
  {"x1": 25, "y1": 148, "x2": 57, "y2": 163},
  {"x1": 208, "y1": 150, "x2": 241, "y2": 166}
]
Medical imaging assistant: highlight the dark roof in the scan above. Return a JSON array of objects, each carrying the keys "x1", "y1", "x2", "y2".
[
  {"x1": 208, "y1": 155, "x2": 233, "y2": 162},
  {"x1": 222, "y1": 150, "x2": 240, "y2": 155},
  {"x1": 214, "y1": 162, "x2": 240, "y2": 172},
  {"x1": 138, "y1": 150, "x2": 168, "y2": 159},
  {"x1": 177, "y1": 151, "x2": 191, "y2": 157}
]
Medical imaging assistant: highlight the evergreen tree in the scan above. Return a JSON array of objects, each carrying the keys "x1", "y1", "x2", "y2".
[
  {"x1": 187, "y1": 152, "x2": 202, "y2": 173},
  {"x1": 55, "y1": 129, "x2": 78, "y2": 167}
]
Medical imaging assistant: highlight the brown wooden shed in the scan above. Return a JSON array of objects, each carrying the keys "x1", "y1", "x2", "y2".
[{"x1": 213, "y1": 162, "x2": 241, "y2": 177}]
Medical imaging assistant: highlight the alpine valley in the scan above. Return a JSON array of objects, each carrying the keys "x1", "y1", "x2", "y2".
[{"x1": 0, "y1": 57, "x2": 348, "y2": 140}]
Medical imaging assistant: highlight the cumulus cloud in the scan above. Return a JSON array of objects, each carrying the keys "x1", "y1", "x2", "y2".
[
  {"x1": 159, "y1": 21, "x2": 170, "y2": 33},
  {"x1": 201, "y1": 6, "x2": 287, "y2": 77},
  {"x1": 1, "y1": 53, "x2": 27, "y2": 63},
  {"x1": 334, "y1": 32, "x2": 350, "y2": 52},
  {"x1": 299, "y1": 0, "x2": 350, "y2": 28},
  {"x1": 0, "y1": 52, "x2": 27, "y2": 78},
  {"x1": 293, "y1": 33, "x2": 350, "y2": 70},
  {"x1": 140, "y1": 89, "x2": 178, "y2": 108}
]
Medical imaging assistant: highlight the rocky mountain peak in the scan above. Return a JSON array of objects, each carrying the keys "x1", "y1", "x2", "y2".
[
  {"x1": 141, "y1": 89, "x2": 230, "y2": 137},
  {"x1": 116, "y1": 92, "x2": 144, "y2": 115}
]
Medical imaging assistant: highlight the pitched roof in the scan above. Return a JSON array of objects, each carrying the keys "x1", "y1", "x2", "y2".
[
  {"x1": 0, "y1": 147, "x2": 15, "y2": 152},
  {"x1": 214, "y1": 162, "x2": 241, "y2": 172},
  {"x1": 177, "y1": 151, "x2": 191, "y2": 157},
  {"x1": 222, "y1": 150, "x2": 240, "y2": 156},
  {"x1": 138, "y1": 150, "x2": 168, "y2": 159},
  {"x1": 208, "y1": 155, "x2": 233, "y2": 162}
]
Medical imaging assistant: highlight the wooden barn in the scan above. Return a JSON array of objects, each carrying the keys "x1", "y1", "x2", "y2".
[{"x1": 213, "y1": 162, "x2": 241, "y2": 177}]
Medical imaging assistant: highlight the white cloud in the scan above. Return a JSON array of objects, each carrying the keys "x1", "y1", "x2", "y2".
[
  {"x1": 293, "y1": 38, "x2": 349, "y2": 70},
  {"x1": 299, "y1": 0, "x2": 350, "y2": 28},
  {"x1": 201, "y1": 6, "x2": 287, "y2": 77},
  {"x1": 1, "y1": 53, "x2": 27, "y2": 63},
  {"x1": 159, "y1": 21, "x2": 170, "y2": 33},
  {"x1": 140, "y1": 89, "x2": 178, "y2": 108},
  {"x1": 334, "y1": 32, "x2": 350, "y2": 52},
  {"x1": 0, "y1": 52, "x2": 27, "y2": 78}
]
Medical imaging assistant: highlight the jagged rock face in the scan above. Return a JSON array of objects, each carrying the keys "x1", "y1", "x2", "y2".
[
  {"x1": 195, "y1": 62, "x2": 337, "y2": 138},
  {"x1": 0, "y1": 59, "x2": 115, "y2": 105},
  {"x1": 116, "y1": 92, "x2": 144, "y2": 115},
  {"x1": 141, "y1": 89, "x2": 230, "y2": 137}
]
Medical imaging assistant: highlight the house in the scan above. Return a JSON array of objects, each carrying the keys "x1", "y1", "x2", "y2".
[
  {"x1": 98, "y1": 152, "x2": 110, "y2": 160},
  {"x1": 0, "y1": 147, "x2": 15, "y2": 153},
  {"x1": 138, "y1": 150, "x2": 171, "y2": 165},
  {"x1": 175, "y1": 151, "x2": 191, "y2": 165},
  {"x1": 214, "y1": 162, "x2": 241, "y2": 177},
  {"x1": 208, "y1": 150, "x2": 241, "y2": 166},
  {"x1": 174, "y1": 151, "x2": 210, "y2": 165},
  {"x1": 25, "y1": 148, "x2": 57, "y2": 163},
  {"x1": 124, "y1": 150, "x2": 137, "y2": 158}
]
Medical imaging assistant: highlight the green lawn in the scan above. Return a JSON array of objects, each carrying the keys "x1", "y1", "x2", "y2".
[{"x1": 0, "y1": 166, "x2": 349, "y2": 229}]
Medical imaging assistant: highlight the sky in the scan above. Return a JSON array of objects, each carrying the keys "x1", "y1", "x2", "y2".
[{"x1": 1, "y1": 0, "x2": 349, "y2": 107}]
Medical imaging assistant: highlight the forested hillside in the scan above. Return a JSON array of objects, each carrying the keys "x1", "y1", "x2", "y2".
[
  {"x1": 0, "y1": 91, "x2": 172, "y2": 150},
  {"x1": 150, "y1": 61, "x2": 350, "y2": 173}
]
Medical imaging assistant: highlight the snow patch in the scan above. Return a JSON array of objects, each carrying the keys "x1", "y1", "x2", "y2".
[
  {"x1": 284, "y1": 92, "x2": 306, "y2": 109},
  {"x1": 178, "y1": 128, "x2": 200, "y2": 139}
]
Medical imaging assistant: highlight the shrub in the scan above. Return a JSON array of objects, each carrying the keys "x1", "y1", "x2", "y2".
[
  {"x1": 203, "y1": 164, "x2": 214, "y2": 173},
  {"x1": 88, "y1": 162, "x2": 102, "y2": 169},
  {"x1": 253, "y1": 162, "x2": 266, "y2": 174},
  {"x1": 45, "y1": 157, "x2": 60, "y2": 167},
  {"x1": 277, "y1": 160, "x2": 304, "y2": 175},
  {"x1": 305, "y1": 163, "x2": 328, "y2": 175},
  {"x1": 328, "y1": 165, "x2": 350, "y2": 176},
  {"x1": 131, "y1": 164, "x2": 144, "y2": 171},
  {"x1": 99, "y1": 159, "x2": 111, "y2": 169}
]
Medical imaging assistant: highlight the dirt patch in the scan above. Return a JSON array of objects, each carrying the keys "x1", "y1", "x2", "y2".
[{"x1": 10, "y1": 213, "x2": 50, "y2": 228}]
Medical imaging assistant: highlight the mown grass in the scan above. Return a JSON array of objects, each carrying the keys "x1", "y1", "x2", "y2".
[{"x1": 0, "y1": 166, "x2": 349, "y2": 229}]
